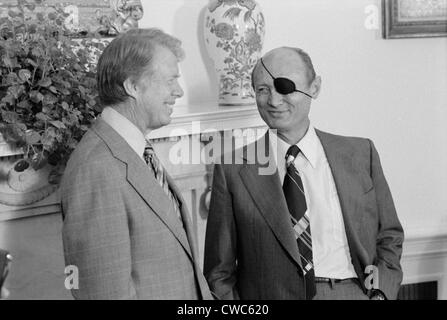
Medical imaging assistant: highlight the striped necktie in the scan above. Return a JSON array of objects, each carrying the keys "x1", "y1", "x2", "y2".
[
  {"x1": 283, "y1": 145, "x2": 316, "y2": 299},
  {"x1": 143, "y1": 143, "x2": 183, "y2": 223}
]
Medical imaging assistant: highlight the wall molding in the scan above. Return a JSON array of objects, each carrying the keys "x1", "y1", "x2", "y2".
[{"x1": 401, "y1": 231, "x2": 447, "y2": 299}]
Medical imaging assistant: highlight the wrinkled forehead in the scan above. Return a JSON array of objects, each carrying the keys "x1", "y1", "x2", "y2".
[{"x1": 254, "y1": 49, "x2": 308, "y2": 84}]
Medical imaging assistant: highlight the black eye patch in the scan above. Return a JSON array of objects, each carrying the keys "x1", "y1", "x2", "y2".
[{"x1": 260, "y1": 58, "x2": 312, "y2": 98}]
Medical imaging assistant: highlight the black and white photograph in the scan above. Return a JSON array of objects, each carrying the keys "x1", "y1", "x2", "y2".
[{"x1": 0, "y1": 0, "x2": 446, "y2": 308}]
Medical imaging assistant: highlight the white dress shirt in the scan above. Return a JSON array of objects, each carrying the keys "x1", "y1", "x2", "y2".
[
  {"x1": 101, "y1": 107, "x2": 147, "y2": 161},
  {"x1": 270, "y1": 126, "x2": 357, "y2": 279}
]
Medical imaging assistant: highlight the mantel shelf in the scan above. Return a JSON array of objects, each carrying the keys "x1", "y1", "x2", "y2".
[
  {"x1": 0, "y1": 102, "x2": 267, "y2": 157},
  {"x1": 147, "y1": 102, "x2": 266, "y2": 139}
]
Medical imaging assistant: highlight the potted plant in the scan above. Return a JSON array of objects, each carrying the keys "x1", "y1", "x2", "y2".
[{"x1": 0, "y1": 0, "x2": 106, "y2": 186}]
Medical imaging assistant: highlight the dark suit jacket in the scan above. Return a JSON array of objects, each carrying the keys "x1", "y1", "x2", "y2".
[
  {"x1": 204, "y1": 130, "x2": 404, "y2": 300},
  {"x1": 61, "y1": 118, "x2": 212, "y2": 299}
]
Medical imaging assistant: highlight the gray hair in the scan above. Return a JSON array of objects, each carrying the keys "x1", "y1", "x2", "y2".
[{"x1": 97, "y1": 28, "x2": 185, "y2": 107}]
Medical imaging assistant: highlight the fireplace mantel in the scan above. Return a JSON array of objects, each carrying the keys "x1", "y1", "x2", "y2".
[
  {"x1": 0, "y1": 102, "x2": 266, "y2": 156},
  {"x1": 148, "y1": 102, "x2": 265, "y2": 139}
]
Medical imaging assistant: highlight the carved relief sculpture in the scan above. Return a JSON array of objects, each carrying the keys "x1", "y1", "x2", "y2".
[{"x1": 98, "y1": 0, "x2": 144, "y2": 36}]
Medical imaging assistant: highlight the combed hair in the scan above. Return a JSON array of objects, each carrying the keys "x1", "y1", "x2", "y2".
[
  {"x1": 251, "y1": 47, "x2": 316, "y2": 88},
  {"x1": 97, "y1": 28, "x2": 185, "y2": 107}
]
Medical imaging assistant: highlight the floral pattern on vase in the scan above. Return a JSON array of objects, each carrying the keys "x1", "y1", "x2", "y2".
[{"x1": 204, "y1": 0, "x2": 265, "y2": 106}]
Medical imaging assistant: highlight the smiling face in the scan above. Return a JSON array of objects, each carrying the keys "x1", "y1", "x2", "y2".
[
  {"x1": 253, "y1": 48, "x2": 321, "y2": 144},
  {"x1": 134, "y1": 45, "x2": 184, "y2": 130}
]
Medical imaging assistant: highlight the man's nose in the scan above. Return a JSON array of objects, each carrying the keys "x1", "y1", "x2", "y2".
[
  {"x1": 173, "y1": 82, "x2": 184, "y2": 98},
  {"x1": 268, "y1": 89, "x2": 284, "y2": 107}
]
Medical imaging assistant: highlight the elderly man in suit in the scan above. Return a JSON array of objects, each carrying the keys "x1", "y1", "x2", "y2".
[
  {"x1": 204, "y1": 47, "x2": 404, "y2": 300},
  {"x1": 61, "y1": 28, "x2": 212, "y2": 300}
]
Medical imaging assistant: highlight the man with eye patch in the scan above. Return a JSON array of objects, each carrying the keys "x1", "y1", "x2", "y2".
[{"x1": 204, "y1": 46, "x2": 404, "y2": 300}]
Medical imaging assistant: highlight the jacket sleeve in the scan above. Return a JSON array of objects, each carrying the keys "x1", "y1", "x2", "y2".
[
  {"x1": 203, "y1": 163, "x2": 240, "y2": 300},
  {"x1": 369, "y1": 139, "x2": 404, "y2": 300},
  {"x1": 61, "y1": 159, "x2": 137, "y2": 300}
]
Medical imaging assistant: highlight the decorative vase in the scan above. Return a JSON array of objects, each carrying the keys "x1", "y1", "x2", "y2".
[{"x1": 204, "y1": 0, "x2": 265, "y2": 106}]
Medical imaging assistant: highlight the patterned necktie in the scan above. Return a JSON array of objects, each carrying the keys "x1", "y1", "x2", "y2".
[
  {"x1": 283, "y1": 145, "x2": 316, "y2": 299},
  {"x1": 143, "y1": 143, "x2": 183, "y2": 224}
]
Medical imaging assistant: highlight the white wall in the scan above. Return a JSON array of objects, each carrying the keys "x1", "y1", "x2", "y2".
[{"x1": 139, "y1": 0, "x2": 447, "y2": 238}]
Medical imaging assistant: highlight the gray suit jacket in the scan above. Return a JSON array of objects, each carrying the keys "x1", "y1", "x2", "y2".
[
  {"x1": 204, "y1": 130, "x2": 404, "y2": 300},
  {"x1": 61, "y1": 118, "x2": 212, "y2": 299}
]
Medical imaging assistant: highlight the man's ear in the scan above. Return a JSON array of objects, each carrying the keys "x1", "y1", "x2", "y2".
[
  {"x1": 310, "y1": 76, "x2": 322, "y2": 99},
  {"x1": 123, "y1": 78, "x2": 138, "y2": 99}
]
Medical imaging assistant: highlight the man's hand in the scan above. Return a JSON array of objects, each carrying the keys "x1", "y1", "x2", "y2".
[
  {"x1": 0, "y1": 287, "x2": 9, "y2": 300},
  {"x1": 370, "y1": 289, "x2": 386, "y2": 300}
]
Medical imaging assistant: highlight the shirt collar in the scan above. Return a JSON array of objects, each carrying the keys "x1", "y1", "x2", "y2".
[
  {"x1": 270, "y1": 124, "x2": 319, "y2": 169},
  {"x1": 297, "y1": 125, "x2": 319, "y2": 169},
  {"x1": 101, "y1": 107, "x2": 147, "y2": 159}
]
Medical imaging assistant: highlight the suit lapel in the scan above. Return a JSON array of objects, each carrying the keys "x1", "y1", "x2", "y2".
[
  {"x1": 165, "y1": 172, "x2": 198, "y2": 260},
  {"x1": 92, "y1": 118, "x2": 193, "y2": 260},
  {"x1": 239, "y1": 133, "x2": 302, "y2": 269},
  {"x1": 166, "y1": 159, "x2": 212, "y2": 299}
]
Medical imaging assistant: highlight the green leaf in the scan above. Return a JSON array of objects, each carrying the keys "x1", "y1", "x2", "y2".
[
  {"x1": 25, "y1": 58, "x2": 38, "y2": 67},
  {"x1": 17, "y1": 100, "x2": 31, "y2": 110},
  {"x1": 61, "y1": 80, "x2": 72, "y2": 89},
  {"x1": 1, "y1": 94, "x2": 15, "y2": 106},
  {"x1": 78, "y1": 85, "x2": 86, "y2": 97},
  {"x1": 49, "y1": 86, "x2": 58, "y2": 94},
  {"x1": 61, "y1": 88, "x2": 70, "y2": 95},
  {"x1": 2, "y1": 56, "x2": 13, "y2": 68},
  {"x1": 7, "y1": 85, "x2": 21, "y2": 98},
  {"x1": 41, "y1": 127, "x2": 57, "y2": 148},
  {"x1": 50, "y1": 120, "x2": 66, "y2": 129},
  {"x1": 6, "y1": 73, "x2": 19, "y2": 84},
  {"x1": 38, "y1": 78, "x2": 52, "y2": 87},
  {"x1": 1, "y1": 111, "x2": 19, "y2": 123},
  {"x1": 36, "y1": 112, "x2": 50, "y2": 121},
  {"x1": 43, "y1": 93, "x2": 57, "y2": 105},
  {"x1": 18, "y1": 69, "x2": 31, "y2": 82},
  {"x1": 61, "y1": 101, "x2": 69, "y2": 110},
  {"x1": 25, "y1": 130, "x2": 41, "y2": 144},
  {"x1": 0, "y1": 123, "x2": 26, "y2": 146},
  {"x1": 31, "y1": 47, "x2": 43, "y2": 58},
  {"x1": 29, "y1": 90, "x2": 44, "y2": 103},
  {"x1": 16, "y1": 123, "x2": 27, "y2": 131}
]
